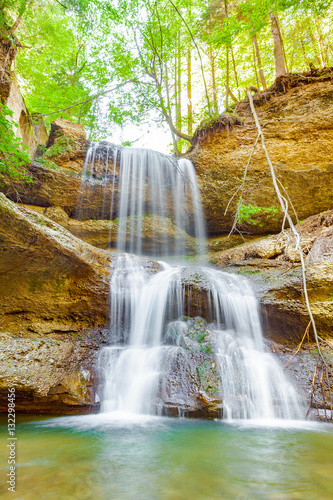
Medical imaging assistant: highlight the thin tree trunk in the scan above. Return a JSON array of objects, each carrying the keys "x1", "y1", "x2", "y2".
[
  {"x1": 187, "y1": 48, "x2": 193, "y2": 136},
  {"x1": 164, "y1": 61, "x2": 172, "y2": 116},
  {"x1": 225, "y1": 47, "x2": 229, "y2": 110},
  {"x1": 269, "y1": 11, "x2": 286, "y2": 77},
  {"x1": 289, "y1": 26, "x2": 297, "y2": 72},
  {"x1": 228, "y1": 87, "x2": 238, "y2": 103},
  {"x1": 312, "y1": 20, "x2": 325, "y2": 67},
  {"x1": 231, "y1": 47, "x2": 241, "y2": 100},
  {"x1": 252, "y1": 34, "x2": 267, "y2": 90},
  {"x1": 8, "y1": 0, "x2": 29, "y2": 35},
  {"x1": 308, "y1": 27, "x2": 322, "y2": 68},
  {"x1": 252, "y1": 43, "x2": 260, "y2": 91},
  {"x1": 175, "y1": 30, "x2": 182, "y2": 150},
  {"x1": 276, "y1": 13, "x2": 289, "y2": 73},
  {"x1": 296, "y1": 19, "x2": 310, "y2": 70},
  {"x1": 174, "y1": 47, "x2": 178, "y2": 133},
  {"x1": 209, "y1": 47, "x2": 218, "y2": 113}
]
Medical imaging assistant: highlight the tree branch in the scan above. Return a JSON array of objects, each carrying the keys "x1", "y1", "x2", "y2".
[
  {"x1": 32, "y1": 80, "x2": 134, "y2": 120},
  {"x1": 8, "y1": 0, "x2": 29, "y2": 35}
]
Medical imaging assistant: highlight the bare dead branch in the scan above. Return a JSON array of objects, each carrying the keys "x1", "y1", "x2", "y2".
[{"x1": 246, "y1": 90, "x2": 323, "y2": 360}]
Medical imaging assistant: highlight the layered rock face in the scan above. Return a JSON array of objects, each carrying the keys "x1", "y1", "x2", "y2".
[
  {"x1": 210, "y1": 210, "x2": 333, "y2": 345},
  {"x1": 0, "y1": 193, "x2": 111, "y2": 335},
  {"x1": 0, "y1": 193, "x2": 110, "y2": 412},
  {"x1": 1, "y1": 74, "x2": 333, "y2": 418},
  {"x1": 187, "y1": 71, "x2": 333, "y2": 235},
  {"x1": 3, "y1": 73, "x2": 333, "y2": 239},
  {"x1": 0, "y1": 333, "x2": 100, "y2": 413}
]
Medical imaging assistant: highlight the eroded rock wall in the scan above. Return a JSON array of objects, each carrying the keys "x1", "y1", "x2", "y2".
[{"x1": 187, "y1": 71, "x2": 333, "y2": 235}]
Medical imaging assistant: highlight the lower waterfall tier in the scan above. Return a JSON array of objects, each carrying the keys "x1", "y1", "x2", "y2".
[{"x1": 99, "y1": 255, "x2": 303, "y2": 420}]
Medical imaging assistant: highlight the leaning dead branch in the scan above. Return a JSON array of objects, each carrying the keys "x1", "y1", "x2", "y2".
[
  {"x1": 246, "y1": 90, "x2": 323, "y2": 360},
  {"x1": 284, "y1": 321, "x2": 311, "y2": 369}
]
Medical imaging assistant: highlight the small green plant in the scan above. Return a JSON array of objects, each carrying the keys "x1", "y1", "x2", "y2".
[
  {"x1": 0, "y1": 105, "x2": 32, "y2": 186},
  {"x1": 37, "y1": 157, "x2": 59, "y2": 169},
  {"x1": 43, "y1": 136, "x2": 75, "y2": 158},
  {"x1": 236, "y1": 204, "x2": 280, "y2": 227},
  {"x1": 31, "y1": 214, "x2": 46, "y2": 226}
]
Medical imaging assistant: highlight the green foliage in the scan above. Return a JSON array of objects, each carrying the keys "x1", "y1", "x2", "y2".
[
  {"x1": 4, "y1": 0, "x2": 333, "y2": 153},
  {"x1": 31, "y1": 214, "x2": 46, "y2": 227},
  {"x1": 43, "y1": 136, "x2": 75, "y2": 158},
  {"x1": 0, "y1": 105, "x2": 31, "y2": 185},
  {"x1": 236, "y1": 204, "x2": 280, "y2": 226},
  {"x1": 15, "y1": 1, "x2": 96, "y2": 128},
  {"x1": 36, "y1": 157, "x2": 59, "y2": 170}
]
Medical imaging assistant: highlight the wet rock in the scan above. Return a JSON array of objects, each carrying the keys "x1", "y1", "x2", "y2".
[
  {"x1": 67, "y1": 215, "x2": 197, "y2": 255},
  {"x1": 157, "y1": 318, "x2": 222, "y2": 418},
  {"x1": 271, "y1": 341, "x2": 333, "y2": 419},
  {"x1": 0, "y1": 333, "x2": 100, "y2": 413},
  {"x1": 0, "y1": 161, "x2": 121, "y2": 221},
  {"x1": 208, "y1": 210, "x2": 333, "y2": 344},
  {"x1": 11, "y1": 210, "x2": 197, "y2": 255},
  {"x1": 0, "y1": 194, "x2": 161, "y2": 335}
]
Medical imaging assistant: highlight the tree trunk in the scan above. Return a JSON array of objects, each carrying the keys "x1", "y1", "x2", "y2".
[
  {"x1": 252, "y1": 34, "x2": 267, "y2": 90},
  {"x1": 187, "y1": 48, "x2": 192, "y2": 136},
  {"x1": 209, "y1": 47, "x2": 218, "y2": 113},
  {"x1": 269, "y1": 11, "x2": 286, "y2": 78},
  {"x1": 225, "y1": 47, "x2": 229, "y2": 110},
  {"x1": 276, "y1": 13, "x2": 289, "y2": 73},
  {"x1": 175, "y1": 30, "x2": 182, "y2": 151},
  {"x1": 0, "y1": 34, "x2": 18, "y2": 104},
  {"x1": 231, "y1": 47, "x2": 241, "y2": 100},
  {"x1": 252, "y1": 43, "x2": 260, "y2": 91},
  {"x1": 228, "y1": 87, "x2": 238, "y2": 103}
]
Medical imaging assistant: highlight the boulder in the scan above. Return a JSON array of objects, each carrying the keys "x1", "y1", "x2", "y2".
[
  {"x1": 42, "y1": 118, "x2": 88, "y2": 172},
  {"x1": 0, "y1": 192, "x2": 111, "y2": 335},
  {"x1": 0, "y1": 333, "x2": 101, "y2": 413}
]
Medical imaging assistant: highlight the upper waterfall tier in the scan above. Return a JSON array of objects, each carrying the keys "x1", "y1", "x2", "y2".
[{"x1": 75, "y1": 143, "x2": 206, "y2": 258}]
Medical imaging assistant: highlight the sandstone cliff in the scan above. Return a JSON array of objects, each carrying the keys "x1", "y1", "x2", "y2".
[{"x1": 188, "y1": 69, "x2": 333, "y2": 235}]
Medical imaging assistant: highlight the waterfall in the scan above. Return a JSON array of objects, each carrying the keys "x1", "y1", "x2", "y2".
[
  {"x1": 76, "y1": 143, "x2": 206, "y2": 258},
  {"x1": 76, "y1": 143, "x2": 302, "y2": 420}
]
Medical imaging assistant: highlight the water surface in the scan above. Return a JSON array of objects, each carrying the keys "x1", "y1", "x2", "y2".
[{"x1": 1, "y1": 414, "x2": 333, "y2": 499}]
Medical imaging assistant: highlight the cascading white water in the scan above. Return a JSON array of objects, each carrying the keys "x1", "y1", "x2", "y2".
[
  {"x1": 76, "y1": 143, "x2": 302, "y2": 420},
  {"x1": 100, "y1": 263, "x2": 183, "y2": 414},
  {"x1": 199, "y1": 269, "x2": 303, "y2": 420},
  {"x1": 77, "y1": 143, "x2": 206, "y2": 258}
]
